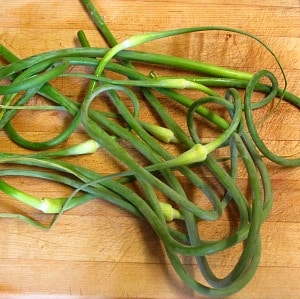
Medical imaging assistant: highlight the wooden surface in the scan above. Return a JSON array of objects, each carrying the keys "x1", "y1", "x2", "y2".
[{"x1": 0, "y1": 1, "x2": 299, "y2": 298}]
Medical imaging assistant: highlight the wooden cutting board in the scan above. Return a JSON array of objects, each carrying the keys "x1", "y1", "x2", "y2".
[{"x1": 0, "y1": 1, "x2": 299, "y2": 298}]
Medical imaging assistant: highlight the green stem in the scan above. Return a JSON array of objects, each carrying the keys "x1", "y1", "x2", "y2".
[
  {"x1": 0, "y1": 59, "x2": 69, "y2": 95},
  {"x1": 187, "y1": 90, "x2": 242, "y2": 151},
  {"x1": 81, "y1": 0, "x2": 118, "y2": 47},
  {"x1": 27, "y1": 139, "x2": 101, "y2": 158},
  {"x1": 244, "y1": 70, "x2": 300, "y2": 166},
  {"x1": 0, "y1": 178, "x2": 63, "y2": 213},
  {"x1": 5, "y1": 111, "x2": 81, "y2": 150}
]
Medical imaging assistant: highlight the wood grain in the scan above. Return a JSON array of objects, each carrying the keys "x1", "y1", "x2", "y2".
[{"x1": 0, "y1": 1, "x2": 299, "y2": 298}]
